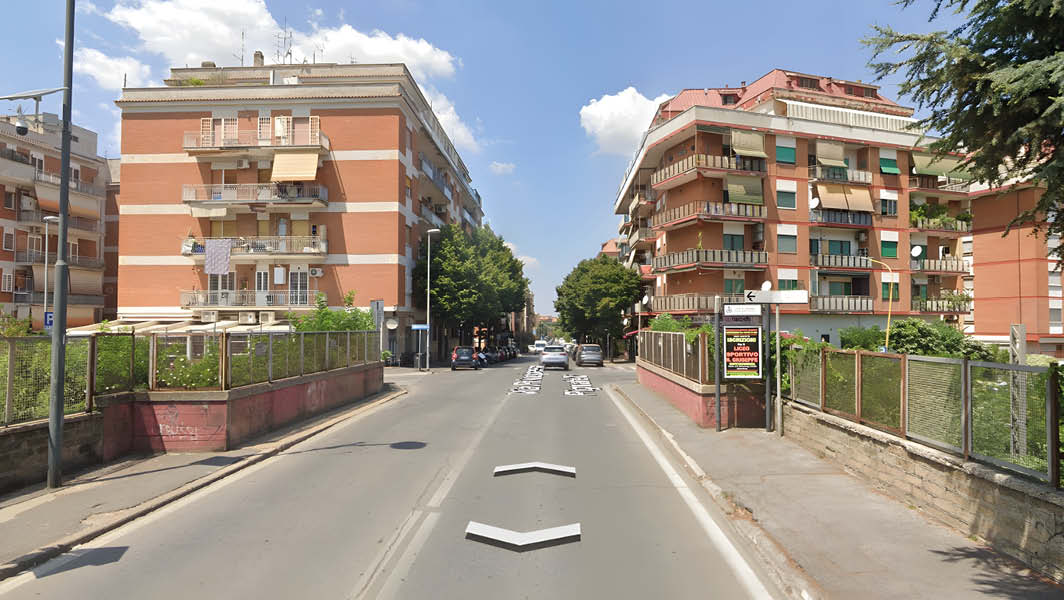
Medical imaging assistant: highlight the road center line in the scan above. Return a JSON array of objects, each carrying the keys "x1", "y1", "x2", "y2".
[{"x1": 605, "y1": 387, "x2": 775, "y2": 600}]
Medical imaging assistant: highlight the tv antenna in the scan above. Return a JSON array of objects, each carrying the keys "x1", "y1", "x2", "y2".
[
  {"x1": 274, "y1": 18, "x2": 293, "y2": 64},
  {"x1": 232, "y1": 29, "x2": 246, "y2": 66}
]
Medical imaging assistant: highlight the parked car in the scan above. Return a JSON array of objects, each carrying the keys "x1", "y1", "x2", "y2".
[
  {"x1": 540, "y1": 345, "x2": 569, "y2": 370},
  {"x1": 528, "y1": 344, "x2": 537, "y2": 353},
  {"x1": 501, "y1": 346, "x2": 513, "y2": 360},
  {"x1": 482, "y1": 347, "x2": 499, "y2": 363},
  {"x1": 576, "y1": 344, "x2": 604, "y2": 367},
  {"x1": 534, "y1": 340, "x2": 548, "y2": 354},
  {"x1": 451, "y1": 346, "x2": 480, "y2": 370}
]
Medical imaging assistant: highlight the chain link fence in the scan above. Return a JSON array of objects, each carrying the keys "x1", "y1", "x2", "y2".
[
  {"x1": 1, "y1": 337, "x2": 91, "y2": 426},
  {"x1": 907, "y1": 356, "x2": 964, "y2": 452},
  {"x1": 824, "y1": 351, "x2": 857, "y2": 417},
  {"x1": 790, "y1": 350, "x2": 821, "y2": 408},
  {"x1": 860, "y1": 354, "x2": 904, "y2": 433},
  {"x1": 969, "y1": 361, "x2": 1051, "y2": 479},
  {"x1": 224, "y1": 331, "x2": 380, "y2": 389}
]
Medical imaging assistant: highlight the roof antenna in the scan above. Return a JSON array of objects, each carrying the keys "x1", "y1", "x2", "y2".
[{"x1": 232, "y1": 29, "x2": 246, "y2": 66}]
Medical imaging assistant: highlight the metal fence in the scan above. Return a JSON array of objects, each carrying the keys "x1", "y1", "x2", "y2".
[
  {"x1": 786, "y1": 348, "x2": 1061, "y2": 487},
  {"x1": 637, "y1": 330, "x2": 714, "y2": 385},
  {"x1": 224, "y1": 331, "x2": 379, "y2": 388},
  {"x1": 1, "y1": 337, "x2": 91, "y2": 427}
]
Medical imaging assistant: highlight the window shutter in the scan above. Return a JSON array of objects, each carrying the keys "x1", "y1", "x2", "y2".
[
  {"x1": 309, "y1": 116, "x2": 320, "y2": 144},
  {"x1": 200, "y1": 118, "x2": 212, "y2": 146}
]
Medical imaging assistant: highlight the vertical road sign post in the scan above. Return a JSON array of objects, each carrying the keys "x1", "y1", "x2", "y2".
[{"x1": 742, "y1": 289, "x2": 809, "y2": 434}]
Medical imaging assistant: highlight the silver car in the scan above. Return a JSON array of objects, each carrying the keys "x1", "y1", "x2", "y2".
[{"x1": 539, "y1": 345, "x2": 570, "y2": 370}]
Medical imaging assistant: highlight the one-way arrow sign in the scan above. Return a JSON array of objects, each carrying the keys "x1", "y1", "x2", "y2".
[
  {"x1": 465, "y1": 521, "x2": 581, "y2": 551},
  {"x1": 744, "y1": 289, "x2": 810, "y2": 304}
]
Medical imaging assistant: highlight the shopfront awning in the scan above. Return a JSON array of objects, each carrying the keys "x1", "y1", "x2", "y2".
[
  {"x1": 726, "y1": 175, "x2": 764, "y2": 205},
  {"x1": 270, "y1": 152, "x2": 319, "y2": 182},
  {"x1": 815, "y1": 183, "x2": 850, "y2": 210},
  {"x1": 846, "y1": 186, "x2": 875, "y2": 212},
  {"x1": 815, "y1": 140, "x2": 847, "y2": 168},
  {"x1": 731, "y1": 130, "x2": 768, "y2": 159},
  {"x1": 911, "y1": 152, "x2": 970, "y2": 178}
]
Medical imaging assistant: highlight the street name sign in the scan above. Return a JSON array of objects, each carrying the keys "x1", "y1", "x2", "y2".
[
  {"x1": 411, "y1": 323, "x2": 429, "y2": 331},
  {"x1": 724, "y1": 326, "x2": 763, "y2": 379},
  {"x1": 723, "y1": 303, "x2": 762, "y2": 316},
  {"x1": 743, "y1": 289, "x2": 809, "y2": 304}
]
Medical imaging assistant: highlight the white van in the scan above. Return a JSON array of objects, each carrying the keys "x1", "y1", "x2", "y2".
[{"x1": 534, "y1": 340, "x2": 548, "y2": 354}]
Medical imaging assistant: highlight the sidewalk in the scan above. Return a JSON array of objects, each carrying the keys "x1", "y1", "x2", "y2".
[
  {"x1": 0, "y1": 384, "x2": 405, "y2": 580},
  {"x1": 614, "y1": 381, "x2": 1063, "y2": 600}
]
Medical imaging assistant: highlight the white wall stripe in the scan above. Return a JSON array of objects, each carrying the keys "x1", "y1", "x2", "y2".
[
  {"x1": 119, "y1": 205, "x2": 191, "y2": 215},
  {"x1": 119, "y1": 254, "x2": 415, "y2": 267}
]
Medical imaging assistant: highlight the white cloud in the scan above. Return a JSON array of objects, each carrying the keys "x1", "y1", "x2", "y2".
[
  {"x1": 579, "y1": 86, "x2": 671, "y2": 156},
  {"x1": 77, "y1": 1, "x2": 102, "y2": 15},
  {"x1": 488, "y1": 161, "x2": 515, "y2": 175},
  {"x1": 504, "y1": 242, "x2": 539, "y2": 270},
  {"x1": 70, "y1": 46, "x2": 153, "y2": 90},
  {"x1": 421, "y1": 85, "x2": 479, "y2": 153}
]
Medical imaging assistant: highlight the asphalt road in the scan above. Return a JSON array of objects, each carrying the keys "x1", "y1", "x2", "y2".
[{"x1": 0, "y1": 356, "x2": 777, "y2": 599}]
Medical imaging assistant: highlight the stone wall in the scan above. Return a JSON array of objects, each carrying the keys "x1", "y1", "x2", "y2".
[{"x1": 784, "y1": 401, "x2": 1064, "y2": 582}]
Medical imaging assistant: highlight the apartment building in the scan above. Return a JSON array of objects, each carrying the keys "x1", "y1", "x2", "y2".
[
  {"x1": 114, "y1": 57, "x2": 484, "y2": 356},
  {"x1": 615, "y1": 69, "x2": 974, "y2": 345},
  {"x1": 0, "y1": 112, "x2": 111, "y2": 328}
]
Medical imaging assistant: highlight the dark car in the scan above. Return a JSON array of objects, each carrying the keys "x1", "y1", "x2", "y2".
[
  {"x1": 576, "y1": 344, "x2": 604, "y2": 367},
  {"x1": 451, "y1": 346, "x2": 480, "y2": 370}
]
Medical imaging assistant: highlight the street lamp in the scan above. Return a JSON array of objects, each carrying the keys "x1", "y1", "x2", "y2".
[
  {"x1": 42, "y1": 215, "x2": 59, "y2": 327},
  {"x1": 425, "y1": 228, "x2": 441, "y2": 370},
  {"x1": 865, "y1": 256, "x2": 900, "y2": 350}
]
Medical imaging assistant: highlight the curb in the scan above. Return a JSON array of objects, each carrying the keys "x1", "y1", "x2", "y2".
[
  {"x1": 0, "y1": 384, "x2": 408, "y2": 582},
  {"x1": 609, "y1": 384, "x2": 822, "y2": 600}
]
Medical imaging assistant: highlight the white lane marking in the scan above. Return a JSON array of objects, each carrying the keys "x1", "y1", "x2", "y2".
[
  {"x1": 374, "y1": 512, "x2": 440, "y2": 599},
  {"x1": 493, "y1": 462, "x2": 576, "y2": 477},
  {"x1": 606, "y1": 388, "x2": 774, "y2": 600},
  {"x1": 350, "y1": 508, "x2": 427, "y2": 599},
  {"x1": 464, "y1": 521, "x2": 581, "y2": 546}
]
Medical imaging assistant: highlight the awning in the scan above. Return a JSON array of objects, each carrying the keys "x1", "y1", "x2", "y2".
[
  {"x1": 846, "y1": 186, "x2": 875, "y2": 212},
  {"x1": 816, "y1": 140, "x2": 847, "y2": 168},
  {"x1": 33, "y1": 184, "x2": 99, "y2": 218},
  {"x1": 726, "y1": 175, "x2": 764, "y2": 205},
  {"x1": 911, "y1": 152, "x2": 970, "y2": 178},
  {"x1": 270, "y1": 152, "x2": 319, "y2": 181},
  {"x1": 731, "y1": 130, "x2": 768, "y2": 158},
  {"x1": 815, "y1": 183, "x2": 850, "y2": 210},
  {"x1": 879, "y1": 157, "x2": 901, "y2": 175}
]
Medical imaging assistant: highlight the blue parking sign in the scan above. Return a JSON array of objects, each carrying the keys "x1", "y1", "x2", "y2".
[{"x1": 44, "y1": 312, "x2": 54, "y2": 329}]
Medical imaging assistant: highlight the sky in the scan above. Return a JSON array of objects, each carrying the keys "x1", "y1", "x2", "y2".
[{"x1": 5, "y1": 0, "x2": 965, "y2": 316}]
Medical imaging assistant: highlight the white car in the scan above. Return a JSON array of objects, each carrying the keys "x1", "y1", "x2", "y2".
[{"x1": 534, "y1": 340, "x2": 548, "y2": 354}]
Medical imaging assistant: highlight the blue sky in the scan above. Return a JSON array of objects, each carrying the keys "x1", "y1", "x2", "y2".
[{"x1": 6, "y1": 0, "x2": 963, "y2": 315}]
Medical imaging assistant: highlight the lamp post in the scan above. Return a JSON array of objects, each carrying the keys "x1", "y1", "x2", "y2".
[
  {"x1": 42, "y1": 215, "x2": 59, "y2": 328},
  {"x1": 865, "y1": 257, "x2": 896, "y2": 350},
  {"x1": 425, "y1": 228, "x2": 441, "y2": 370}
]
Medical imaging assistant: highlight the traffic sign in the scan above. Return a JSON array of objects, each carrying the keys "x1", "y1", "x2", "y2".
[
  {"x1": 743, "y1": 289, "x2": 809, "y2": 304},
  {"x1": 723, "y1": 303, "x2": 762, "y2": 316},
  {"x1": 411, "y1": 323, "x2": 429, "y2": 331},
  {"x1": 44, "y1": 311, "x2": 54, "y2": 329}
]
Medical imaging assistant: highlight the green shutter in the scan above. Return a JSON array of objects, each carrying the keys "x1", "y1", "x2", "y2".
[
  {"x1": 881, "y1": 240, "x2": 897, "y2": 258},
  {"x1": 775, "y1": 146, "x2": 796, "y2": 164},
  {"x1": 881, "y1": 282, "x2": 899, "y2": 300},
  {"x1": 776, "y1": 190, "x2": 796, "y2": 209},
  {"x1": 778, "y1": 235, "x2": 797, "y2": 253},
  {"x1": 879, "y1": 157, "x2": 900, "y2": 174}
]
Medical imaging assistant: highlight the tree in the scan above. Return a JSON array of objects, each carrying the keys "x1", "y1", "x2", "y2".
[
  {"x1": 554, "y1": 255, "x2": 641, "y2": 344},
  {"x1": 289, "y1": 291, "x2": 374, "y2": 331},
  {"x1": 839, "y1": 325, "x2": 885, "y2": 351},
  {"x1": 865, "y1": 1, "x2": 1064, "y2": 255}
]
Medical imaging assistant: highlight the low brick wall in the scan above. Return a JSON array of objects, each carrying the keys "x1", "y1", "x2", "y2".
[
  {"x1": 784, "y1": 401, "x2": 1064, "y2": 582},
  {"x1": 637, "y1": 359, "x2": 764, "y2": 428}
]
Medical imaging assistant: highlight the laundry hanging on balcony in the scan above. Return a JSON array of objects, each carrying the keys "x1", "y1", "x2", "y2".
[{"x1": 204, "y1": 238, "x2": 233, "y2": 275}]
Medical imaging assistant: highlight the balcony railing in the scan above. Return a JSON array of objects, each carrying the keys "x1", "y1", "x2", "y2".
[
  {"x1": 181, "y1": 236, "x2": 326, "y2": 257},
  {"x1": 810, "y1": 295, "x2": 874, "y2": 312},
  {"x1": 651, "y1": 154, "x2": 766, "y2": 186},
  {"x1": 646, "y1": 294, "x2": 747, "y2": 313},
  {"x1": 180, "y1": 290, "x2": 321, "y2": 308},
  {"x1": 652, "y1": 248, "x2": 768, "y2": 271},
  {"x1": 652, "y1": 201, "x2": 765, "y2": 227},
  {"x1": 419, "y1": 154, "x2": 453, "y2": 202},
  {"x1": 182, "y1": 129, "x2": 330, "y2": 151},
  {"x1": 810, "y1": 254, "x2": 873, "y2": 269},
  {"x1": 13, "y1": 291, "x2": 104, "y2": 306},
  {"x1": 912, "y1": 298, "x2": 972, "y2": 313},
  {"x1": 808, "y1": 165, "x2": 873, "y2": 185},
  {"x1": 181, "y1": 183, "x2": 327, "y2": 205},
  {"x1": 17, "y1": 209, "x2": 99, "y2": 232},
  {"x1": 628, "y1": 227, "x2": 652, "y2": 246},
  {"x1": 33, "y1": 170, "x2": 102, "y2": 196},
  {"x1": 422, "y1": 206, "x2": 446, "y2": 228},
  {"x1": 911, "y1": 258, "x2": 967, "y2": 274},
  {"x1": 809, "y1": 209, "x2": 873, "y2": 227},
  {"x1": 0, "y1": 147, "x2": 31, "y2": 166},
  {"x1": 912, "y1": 217, "x2": 971, "y2": 233},
  {"x1": 908, "y1": 176, "x2": 971, "y2": 193},
  {"x1": 15, "y1": 250, "x2": 104, "y2": 269}
]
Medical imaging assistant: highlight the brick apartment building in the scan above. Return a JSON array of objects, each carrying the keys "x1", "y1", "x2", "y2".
[
  {"x1": 0, "y1": 112, "x2": 113, "y2": 328},
  {"x1": 113, "y1": 56, "x2": 483, "y2": 357},
  {"x1": 615, "y1": 69, "x2": 976, "y2": 345}
]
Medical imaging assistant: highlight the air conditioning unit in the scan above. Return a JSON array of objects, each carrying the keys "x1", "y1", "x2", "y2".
[
  {"x1": 234, "y1": 159, "x2": 250, "y2": 169},
  {"x1": 239, "y1": 312, "x2": 257, "y2": 325},
  {"x1": 201, "y1": 310, "x2": 219, "y2": 323},
  {"x1": 308, "y1": 268, "x2": 324, "y2": 277},
  {"x1": 857, "y1": 231, "x2": 868, "y2": 242},
  {"x1": 258, "y1": 311, "x2": 276, "y2": 324}
]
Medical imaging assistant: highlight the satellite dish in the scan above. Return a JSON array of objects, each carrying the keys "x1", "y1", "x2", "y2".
[
  {"x1": 809, "y1": 196, "x2": 820, "y2": 209},
  {"x1": 760, "y1": 281, "x2": 772, "y2": 291},
  {"x1": 385, "y1": 318, "x2": 399, "y2": 330},
  {"x1": 910, "y1": 246, "x2": 923, "y2": 258},
  {"x1": 642, "y1": 294, "x2": 650, "y2": 305},
  {"x1": 623, "y1": 318, "x2": 630, "y2": 326}
]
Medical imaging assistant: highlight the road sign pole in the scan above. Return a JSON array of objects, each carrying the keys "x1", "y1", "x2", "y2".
[
  {"x1": 776, "y1": 303, "x2": 782, "y2": 437},
  {"x1": 764, "y1": 308, "x2": 771, "y2": 433},
  {"x1": 714, "y1": 308, "x2": 721, "y2": 432}
]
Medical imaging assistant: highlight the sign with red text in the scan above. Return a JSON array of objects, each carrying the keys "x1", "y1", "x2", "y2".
[{"x1": 724, "y1": 326, "x2": 762, "y2": 379}]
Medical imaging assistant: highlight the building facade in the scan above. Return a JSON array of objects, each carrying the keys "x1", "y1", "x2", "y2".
[
  {"x1": 0, "y1": 112, "x2": 111, "y2": 328},
  {"x1": 615, "y1": 69, "x2": 974, "y2": 345},
  {"x1": 114, "y1": 59, "x2": 483, "y2": 356}
]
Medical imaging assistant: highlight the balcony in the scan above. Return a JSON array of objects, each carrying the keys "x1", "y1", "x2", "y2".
[
  {"x1": 181, "y1": 129, "x2": 330, "y2": 154},
  {"x1": 652, "y1": 201, "x2": 766, "y2": 229},
  {"x1": 17, "y1": 210, "x2": 99, "y2": 233},
  {"x1": 461, "y1": 208, "x2": 476, "y2": 227},
  {"x1": 911, "y1": 217, "x2": 971, "y2": 233},
  {"x1": 911, "y1": 258, "x2": 967, "y2": 274},
  {"x1": 419, "y1": 154, "x2": 453, "y2": 205},
  {"x1": 810, "y1": 295, "x2": 874, "y2": 312},
  {"x1": 808, "y1": 165, "x2": 873, "y2": 185},
  {"x1": 421, "y1": 205, "x2": 446, "y2": 228},
  {"x1": 628, "y1": 192, "x2": 653, "y2": 218},
  {"x1": 617, "y1": 218, "x2": 634, "y2": 234},
  {"x1": 0, "y1": 148, "x2": 34, "y2": 183},
  {"x1": 908, "y1": 176, "x2": 971, "y2": 194},
  {"x1": 810, "y1": 254, "x2": 873, "y2": 269},
  {"x1": 809, "y1": 209, "x2": 873, "y2": 228},
  {"x1": 33, "y1": 170, "x2": 103, "y2": 197},
  {"x1": 652, "y1": 248, "x2": 768, "y2": 272},
  {"x1": 628, "y1": 227, "x2": 652, "y2": 248},
  {"x1": 181, "y1": 183, "x2": 327, "y2": 207},
  {"x1": 180, "y1": 290, "x2": 321, "y2": 309},
  {"x1": 15, "y1": 250, "x2": 104, "y2": 269},
  {"x1": 911, "y1": 298, "x2": 972, "y2": 313},
  {"x1": 13, "y1": 291, "x2": 104, "y2": 306},
  {"x1": 181, "y1": 236, "x2": 326, "y2": 259},
  {"x1": 651, "y1": 154, "x2": 766, "y2": 188},
  {"x1": 646, "y1": 294, "x2": 746, "y2": 313}
]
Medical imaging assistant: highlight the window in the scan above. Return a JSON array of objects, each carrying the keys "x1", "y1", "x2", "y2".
[
  {"x1": 778, "y1": 234, "x2": 797, "y2": 253},
  {"x1": 722, "y1": 94, "x2": 738, "y2": 105},
  {"x1": 3, "y1": 192, "x2": 12, "y2": 210},
  {"x1": 257, "y1": 117, "x2": 271, "y2": 140},
  {"x1": 827, "y1": 239, "x2": 851, "y2": 255},
  {"x1": 71, "y1": 168, "x2": 79, "y2": 181},
  {"x1": 845, "y1": 85, "x2": 854, "y2": 96},
  {"x1": 1, "y1": 272, "x2": 11, "y2": 293},
  {"x1": 962, "y1": 239, "x2": 973, "y2": 255},
  {"x1": 28, "y1": 235, "x2": 41, "y2": 254},
  {"x1": 31, "y1": 156, "x2": 44, "y2": 172},
  {"x1": 776, "y1": 190, "x2": 796, "y2": 209},
  {"x1": 864, "y1": 87, "x2": 877, "y2": 98},
  {"x1": 68, "y1": 241, "x2": 78, "y2": 259},
  {"x1": 797, "y1": 77, "x2": 819, "y2": 89},
  {"x1": 778, "y1": 279, "x2": 800, "y2": 290},
  {"x1": 776, "y1": 146, "x2": 796, "y2": 164},
  {"x1": 723, "y1": 234, "x2": 744, "y2": 251},
  {"x1": 828, "y1": 281, "x2": 852, "y2": 296},
  {"x1": 2, "y1": 230, "x2": 12, "y2": 251},
  {"x1": 724, "y1": 278, "x2": 745, "y2": 294},
  {"x1": 809, "y1": 238, "x2": 820, "y2": 254},
  {"x1": 1051, "y1": 308, "x2": 1062, "y2": 324},
  {"x1": 881, "y1": 240, "x2": 897, "y2": 258},
  {"x1": 913, "y1": 284, "x2": 928, "y2": 300},
  {"x1": 70, "y1": 134, "x2": 79, "y2": 143},
  {"x1": 881, "y1": 282, "x2": 899, "y2": 300},
  {"x1": 880, "y1": 198, "x2": 897, "y2": 216}
]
